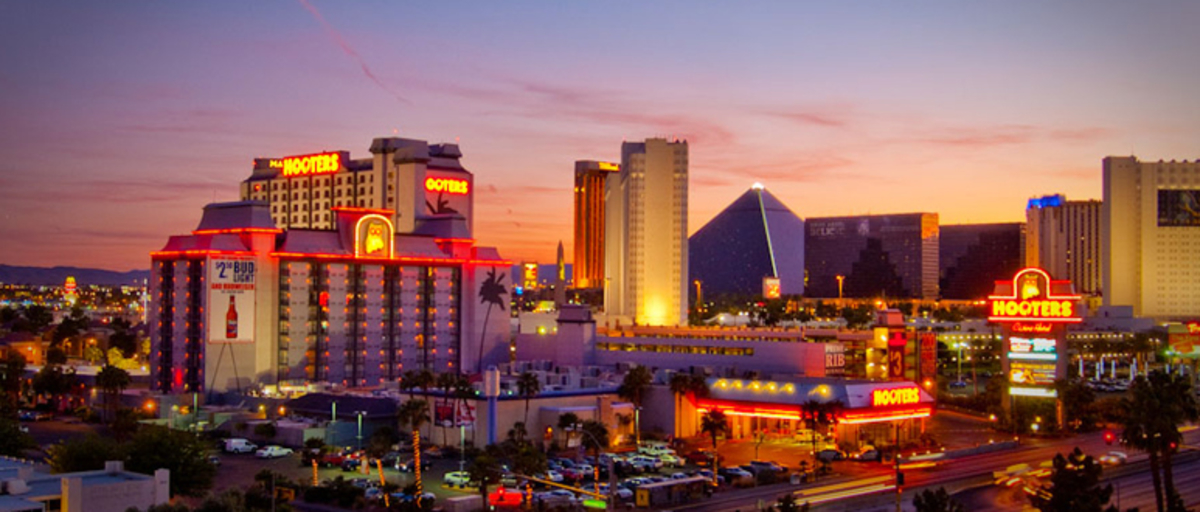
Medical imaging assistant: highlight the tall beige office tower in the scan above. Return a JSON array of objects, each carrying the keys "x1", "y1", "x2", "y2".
[
  {"x1": 604, "y1": 138, "x2": 689, "y2": 326},
  {"x1": 1025, "y1": 195, "x2": 1102, "y2": 295},
  {"x1": 1103, "y1": 156, "x2": 1200, "y2": 318}
]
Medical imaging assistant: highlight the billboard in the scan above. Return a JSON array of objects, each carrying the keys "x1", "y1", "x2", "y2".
[
  {"x1": 1157, "y1": 189, "x2": 1200, "y2": 227},
  {"x1": 1168, "y1": 321, "x2": 1200, "y2": 358},
  {"x1": 918, "y1": 332, "x2": 937, "y2": 381},
  {"x1": 207, "y1": 255, "x2": 256, "y2": 343},
  {"x1": 823, "y1": 343, "x2": 845, "y2": 377},
  {"x1": 435, "y1": 400, "x2": 477, "y2": 428},
  {"x1": 423, "y1": 170, "x2": 472, "y2": 221},
  {"x1": 1010, "y1": 360, "x2": 1057, "y2": 386},
  {"x1": 762, "y1": 277, "x2": 781, "y2": 299}
]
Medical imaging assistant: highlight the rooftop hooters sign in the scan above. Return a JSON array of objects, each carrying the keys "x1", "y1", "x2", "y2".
[{"x1": 988, "y1": 268, "x2": 1081, "y2": 324}]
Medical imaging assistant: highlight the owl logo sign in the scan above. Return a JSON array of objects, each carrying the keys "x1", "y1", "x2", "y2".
[{"x1": 355, "y1": 215, "x2": 393, "y2": 259}]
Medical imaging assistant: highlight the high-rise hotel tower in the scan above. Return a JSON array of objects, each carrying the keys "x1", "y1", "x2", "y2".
[
  {"x1": 150, "y1": 137, "x2": 510, "y2": 394},
  {"x1": 573, "y1": 161, "x2": 618, "y2": 289},
  {"x1": 604, "y1": 138, "x2": 689, "y2": 326},
  {"x1": 1103, "y1": 156, "x2": 1200, "y2": 318}
]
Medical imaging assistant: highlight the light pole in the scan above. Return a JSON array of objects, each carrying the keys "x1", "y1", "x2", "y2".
[
  {"x1": 835, "y1": 275, "x2": 845, "y2": 302},
  {"x1": 355, "y1": 411, "x2": 367, "y2": 452},
  {"x1": 574, "y1": 423, "x2": 615, "y2": 512},
  {"x1": 955, "y1": 343, "x2": 964, "y2": 384}
]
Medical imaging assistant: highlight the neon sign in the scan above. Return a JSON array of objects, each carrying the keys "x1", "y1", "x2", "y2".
[
  {"x1": 276, "y1": 152, "x2": 342, "y2": 178},
  {"x1": 424, "y1": 177, "x2": 469, "y2": 195},
  {"x1": 871, "y1": 387, "x2": 920, "y2": 407},
  {"x1": 1010, "y1": 337, "x2": 1056, "y2": 353},
  {"x1": 988, "y1": 268, "x2": 1081, "y2": 323},
  {"x1": 354, "y1": 215, "x2": 394, "y2": 259}
]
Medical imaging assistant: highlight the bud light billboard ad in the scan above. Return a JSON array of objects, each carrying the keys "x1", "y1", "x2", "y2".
[{"x1": 208, "y1": 255, "x2": 256, "y2": 343}]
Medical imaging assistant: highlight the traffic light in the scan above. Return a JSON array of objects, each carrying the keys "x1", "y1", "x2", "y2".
[{"x1": 1104, "y1": 431, "x2": 1115, "y2": 445}]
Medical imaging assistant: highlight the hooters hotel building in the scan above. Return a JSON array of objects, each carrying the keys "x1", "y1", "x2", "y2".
[{"x1": 150, "y1": 137, "x2": 511, "y2": 394}]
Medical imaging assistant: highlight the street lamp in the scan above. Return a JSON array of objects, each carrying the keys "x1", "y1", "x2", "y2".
[
  {"x1": 573, "y1": 423, "x2": 615, "y2": 512},
  {"x1": 835, "y1": 275, "x2": 845, "y2": 301},
  {"x1": 355, "y1": 411, "x2": 367, "y2": 452}
]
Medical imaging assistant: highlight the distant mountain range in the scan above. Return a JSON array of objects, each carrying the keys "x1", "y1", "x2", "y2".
[{"x1": 0, "y1": 265, "x2": 151, "y2": 286}]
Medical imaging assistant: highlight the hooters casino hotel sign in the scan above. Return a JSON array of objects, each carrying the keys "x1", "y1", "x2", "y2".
[{"x1": 988, "y1": 268, "x2": 1081, "y2": 324}]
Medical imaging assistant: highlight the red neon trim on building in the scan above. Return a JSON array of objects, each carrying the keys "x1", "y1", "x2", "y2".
[
  {"x1": 151, "y1": 250, "x2": 256, "y2": 258},
  {"x1": 840, "y1": 408, "x2": 932, "y2": 424},
  {"x1": 269, "y1": 252, "x2": 511, "y2": 266},
  {"x1": 191, "y1": 228, "x2": 284, "y2": 235},
  {"x1": 694, "y1": 398, "x2": 933, "y2": 425},
  {"x1": 332, "y1": 207, "x2": 395, "y2": 215}
]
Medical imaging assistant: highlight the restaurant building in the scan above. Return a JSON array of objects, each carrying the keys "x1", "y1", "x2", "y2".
[{"x1": 682, "y1": 377, "x2": 935, "y2": 449}]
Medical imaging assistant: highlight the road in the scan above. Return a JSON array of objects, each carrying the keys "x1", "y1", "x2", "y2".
[
  {"x1": 958, "y1": 450, "x2": 1200, "y2": 511},
  {"x1": 677, "y1": 427, "x2": 1200, "y2": 511}
]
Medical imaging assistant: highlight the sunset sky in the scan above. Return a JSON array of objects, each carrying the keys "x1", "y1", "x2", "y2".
[{"x1": 2, "y1": 1, "x2": 1199, "y2": 271}]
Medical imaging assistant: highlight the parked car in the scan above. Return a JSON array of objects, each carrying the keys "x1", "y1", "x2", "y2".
[
  {"x1": 351, "y1": 478, "x2": 379, "y2": 489},
  {"x1": 341, "y1": 458, "x2": 364, "y2": 472},
  {"x1": 396, "y1": 458, "x2": 432, "y2": 473},
  {"x1": 444, "y1": 471, "x2": 473, "y2": 487},
  {"x1": 391, "y1": 491, "x2": 436, "y2": 505},
  {"x1": 748, "y1": 460, "x2": 786, "y2": 474},
  {"x1": 659, "y1": 453, "x2": 683, "y2": 467},
  {"x1": 255, "y1": 445, "x2": 294, "y2": 459},
  {"x1": 223, "y1": 438, "x2": 257, "y2": 454},
  {"x1": 850, "y1": 447, "x2": 880, "y2": 462},
  {"x1": 816, "y1": 449, "x2": 845, "y2": 462},
  {"x1": 949, "y1": 380, "x2": 968, "y2": 389},
  {"x1": 207, "y1": 454, "x2": 221, "y2": 466},
  {"x1": 318, "y1": 449, "x2": 357, "y2": 467},
  {"x1": 630, "y1": 456, "x2": 662, "y2": 470},
  {"x1": 685, "y1": 450, "x2": 716, "y2": 466},
  {"x1": 543, "y1": 470, "x2": 564, "y2": 483}
]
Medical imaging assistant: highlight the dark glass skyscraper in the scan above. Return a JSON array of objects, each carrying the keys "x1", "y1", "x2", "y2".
[
  {"x1": 804, "y1": 213, "x2": 939, "y2": 300},
  {"x1": 939, "y1": 223, "x2": 1024, "y2": 300}
]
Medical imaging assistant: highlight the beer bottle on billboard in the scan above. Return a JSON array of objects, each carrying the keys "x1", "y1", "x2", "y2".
[{"x1": 226, "y1": 296, "x2": 238, "y2": 339}]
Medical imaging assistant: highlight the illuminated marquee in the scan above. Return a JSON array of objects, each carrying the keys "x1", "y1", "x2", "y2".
[
  {"x1": 354, "y1": 214, "x2": 394, "y2": 259},
  {"x1": 763, "y1": 277, "x2": 781, "y2": 299},
  {"x1": 988, "y1": 268, "x2": 1081, "y2": 323},
  {"x1": 1010, "y1": 337, "x2": 1056, "y2": 353},
  {"x1": 424, "y1": 177, "x2": 470, "y2": 195},
  {"x1": 277, "y1": 152, "x2": 342, "y2": 178},
  {"x1": 871, "y1": 386, "x2": 920, "y2": 407}
]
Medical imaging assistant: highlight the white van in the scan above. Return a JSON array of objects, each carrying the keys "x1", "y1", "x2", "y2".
[{"x1": 224, "y1": 438, "x2": 257, "y2": 454}]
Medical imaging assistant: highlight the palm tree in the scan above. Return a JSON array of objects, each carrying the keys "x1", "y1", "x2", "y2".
[
  {"x1": 669, "y1": 373, "x2": 692, "y2": 437},
  {"x1": 801, "y1": 399, "x2": 842, "y2": 457},
  {"x1": 617, "y1": 365, "x2": 653, "y2": 446},
  {"x1": 700, "y1": 410, "x2": 729, "y2": 469},
  {"x1": 96, "y1": 364, "x2": 131, "y2": 423},
  {"x1": 516, "y1": 372, "x2": 542, "y2": 427},
  {"x1": 400, "y1": 370, "x2": 421, "y2": 400},
  {"x1": 398, "y1": 399, "x2": 431, "y2": 494},
  {"x1": 1119, "y1": 371, "x2": 1199, "y2": 512},
  {"x1": 557, "y1": 412, "x2": 580, "y2": 447},
  {"x1": 452, "y1": 375, "x2": 476, "y2": 444},
  {"x1": 437, "y1": 372, "x2": 458, "y2": 446},
  {"x1": 477, "y1": 268, "x2": 508, "y2": 373}
]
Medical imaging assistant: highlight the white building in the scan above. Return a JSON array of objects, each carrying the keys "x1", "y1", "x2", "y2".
[
  {"x1": 1025, "y1": 195, "x2": 1102, "y2": 295},
  {"x1": 1103, "y1": 156, "x2": 1200, "y2": 319},
  {"x1": 0, "y1": 460, "x2": 168, "y2": 512},
  {"x1": 604, "y1": 139, "x2": 689, "y2": 326}
]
